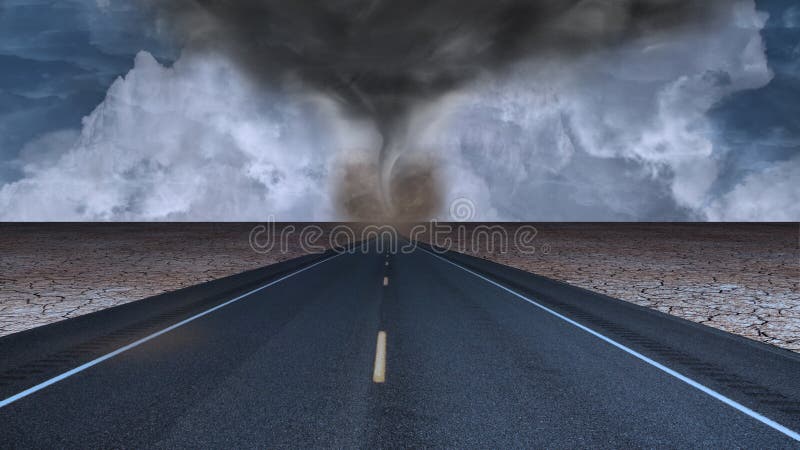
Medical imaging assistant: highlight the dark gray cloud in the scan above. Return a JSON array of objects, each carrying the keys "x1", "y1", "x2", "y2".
[{"x1": 156, "y1": 0, "x2": 723, "y2": 104}]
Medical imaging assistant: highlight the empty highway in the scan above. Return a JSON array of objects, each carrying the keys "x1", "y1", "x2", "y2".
[{"x1": 0, "y1": 241, "x2": 799, "y2": 448}]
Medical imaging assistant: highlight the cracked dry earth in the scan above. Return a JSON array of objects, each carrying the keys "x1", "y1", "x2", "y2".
[
  {"x1": 1, "y1": 224, "x2": 798, "y2": 353},
  {"x1": 438, "y1": 224, "x2": 800, "y2": 352},
  {"x1": 0, "y1": 224, "x2": 325, "y2": 338}
]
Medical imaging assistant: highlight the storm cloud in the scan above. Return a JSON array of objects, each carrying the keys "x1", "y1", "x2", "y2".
[
  {"x1": 149, "y1": 0, "x2": 729, "y2": 219},
  {"x1": 0, "y1": 0, "x2": 794, "y2": 221}
]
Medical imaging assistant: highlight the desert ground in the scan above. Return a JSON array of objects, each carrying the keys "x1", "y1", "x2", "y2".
[
  {"x1": 424, "y1": 223, "x2": 799, "y2": 352},
  {"x1": 0, "y1": 224, "x2": 318, "y2": 336},
  {"x1": 0, "y1": 223, "x2": 797, "y2": 352}
]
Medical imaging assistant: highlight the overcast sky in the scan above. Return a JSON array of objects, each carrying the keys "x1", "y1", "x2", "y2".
[{"x1": 0, "y1": 0, "x2": 797, "y2": 221}]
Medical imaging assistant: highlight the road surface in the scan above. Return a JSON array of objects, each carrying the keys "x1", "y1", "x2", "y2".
[{"x1": 1, "y1": 241, "x2": 798, "y2": 448}]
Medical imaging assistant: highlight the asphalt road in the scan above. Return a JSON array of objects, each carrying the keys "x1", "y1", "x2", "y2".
[{"x1": 1, "y1": 241, "x2": 799, "y2": 448}]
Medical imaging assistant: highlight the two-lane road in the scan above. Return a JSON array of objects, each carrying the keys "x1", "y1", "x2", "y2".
[{"x1": 1, "y1": 242, "x2": 798, "y2": 447}]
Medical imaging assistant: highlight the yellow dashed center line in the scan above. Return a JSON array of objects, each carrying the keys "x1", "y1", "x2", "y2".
[
  {"x1": 373, "y1": 331, "x2": 387, "y2": 383},
  {"x1": 383, "y1": 276, "x2": 389, "y2": 286}
]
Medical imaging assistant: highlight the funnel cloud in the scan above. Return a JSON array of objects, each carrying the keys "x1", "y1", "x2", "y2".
[{"x1": 150, "y1": 0, "x2": 727, "y2": 220}]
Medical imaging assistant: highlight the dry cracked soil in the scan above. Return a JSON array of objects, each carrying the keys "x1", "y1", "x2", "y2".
[{"x1": 1, "y1": 223, "x2": 797, "y2": 353}]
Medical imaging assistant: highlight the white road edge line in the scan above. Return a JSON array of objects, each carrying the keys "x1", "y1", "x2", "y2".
[
  {"x1": 0, "y1": 251, "x2": 346, "y2": 410},
  {"x1": 419, "y1": 247, "x2": 800, "y2": 442}
]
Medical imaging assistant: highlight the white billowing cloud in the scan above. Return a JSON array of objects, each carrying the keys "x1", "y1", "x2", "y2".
[
  {"x1": 0, "y1": 51, "x2": 337, "y2": 220},
  {"x1": 706, "y1": 157, "x2": 800, "y2": 221},
  {"x1": 429, "y1": 0, "x2": 779, "y2": 220}
]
